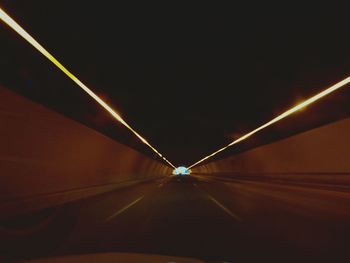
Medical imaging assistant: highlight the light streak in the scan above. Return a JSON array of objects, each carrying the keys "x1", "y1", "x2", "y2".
[
  {"x1": 0, "y1": 7, "x2": 175, "y2": 168},
  {"x1": 189, "y1": 75, "x2": 350, "y2": 169}
]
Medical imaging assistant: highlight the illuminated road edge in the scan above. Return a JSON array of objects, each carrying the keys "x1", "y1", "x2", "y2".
[{"x1": 0, "y1": 7, "x2": 175, "y2": 168}]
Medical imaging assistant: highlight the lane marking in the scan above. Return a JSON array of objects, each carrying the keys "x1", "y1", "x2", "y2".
[
  {"x1": 158, "y1": 183, "x2": 163, "y2": 188},
  {"x1": 208, "y1": 195, "x2": 242, "y2": 221},
  {"x1": 104, "y1": 196, "x2": 144, "y2": 223},
  {"x1": 193, "y1": 183, "x2": 198, "y2": 187}
]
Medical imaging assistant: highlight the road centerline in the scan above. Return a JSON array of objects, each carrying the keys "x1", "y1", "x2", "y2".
[
  {"x1": 104, "y1": 196, "x2": 144, "y2": 223},
  {"x1": 208, "y1": 195, "x2": 242, "y2": 222}
]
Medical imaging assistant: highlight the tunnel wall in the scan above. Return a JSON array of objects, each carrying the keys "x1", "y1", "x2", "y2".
[
  {"x1": 193, "y1": 117, "x2": 350, "y2": 185},
  {"x1": 0, "y1": 87, "x2": 172, "y2": 217}
]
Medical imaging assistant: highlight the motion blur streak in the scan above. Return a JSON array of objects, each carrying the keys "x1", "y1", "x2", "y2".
[
  {"x1": 0, "y1": 7, "x2": 175, "y2": 168},
  {"x1": 189, "y1": 75, "x2": 350, "y2": 169}
]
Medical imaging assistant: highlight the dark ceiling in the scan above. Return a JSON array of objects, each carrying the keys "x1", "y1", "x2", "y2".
[{"x1": 1, "y1": 1, "x2": 350, "y2": 167}]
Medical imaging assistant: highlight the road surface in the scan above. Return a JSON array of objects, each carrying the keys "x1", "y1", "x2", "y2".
[{"x1": 1, "y1": 175, "x2": 350, "y2": 262}]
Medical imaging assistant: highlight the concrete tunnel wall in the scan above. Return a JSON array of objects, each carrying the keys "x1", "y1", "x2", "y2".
[
  {"x1": 193, "y1": 117, "x2": 350, "y2": 186},
  {"x1": 0, "y1": 87, "x2": 172, "y2": 217}
]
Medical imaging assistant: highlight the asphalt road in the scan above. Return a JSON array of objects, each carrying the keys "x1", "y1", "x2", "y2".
[{"x1": 1, "y1": 175, "x2": 350, "y2": 262}]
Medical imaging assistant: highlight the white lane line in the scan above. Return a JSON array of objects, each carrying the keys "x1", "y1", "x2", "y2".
[
  {"x1": 193, "y1": 183, "x2": 198, "y2": 187},
  {"x1": 208, "y1": 195, "x2": 242, "y2": 222},
  {"x1": 158, "y1": 183, "x2": 164, "y2": 188},
  {"x1": 104, "y1": 196, "x2": 144, "y2": 223}
]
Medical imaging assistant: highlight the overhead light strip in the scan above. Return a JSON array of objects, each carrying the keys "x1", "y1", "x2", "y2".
[
  {"x1": 0, "y1": 7, "x2": 175, "y2": 168},
  {"x1": 189, "y1": 75, "x2": 350, "y2": 169}
]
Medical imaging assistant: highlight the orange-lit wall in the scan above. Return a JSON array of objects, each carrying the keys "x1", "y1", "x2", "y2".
[
  {"x1": 194, "y1": 117, "x2": 350, "y2": 184},
  {"x1": 0, "y1": 87, "x2": 172, "y2": 216}
]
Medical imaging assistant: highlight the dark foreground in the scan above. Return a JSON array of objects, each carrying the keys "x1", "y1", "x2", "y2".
[{"x1": 1, "y1": 175, "x2": 350, "y2": 262}]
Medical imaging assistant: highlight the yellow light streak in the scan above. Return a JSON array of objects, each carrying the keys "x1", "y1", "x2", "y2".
[
  {"x1": 188, "y1": 75, "x2": 350, "y2": 169},
  {"x1": 0, "y1": 7, "x2": 175, "y2": 169}
]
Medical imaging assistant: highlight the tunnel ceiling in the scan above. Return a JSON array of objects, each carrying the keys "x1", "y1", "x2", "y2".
[{"x1": 1, "y1": 1, "x2": 350, "y2": 166}]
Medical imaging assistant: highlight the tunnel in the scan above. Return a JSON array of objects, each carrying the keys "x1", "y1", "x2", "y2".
[
  {"x1": 1, "y1": 3, "x2": 350, "y2": 263},
  {"x1": 1, "y1": 86, "x2": 350, "y2": 263}
]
